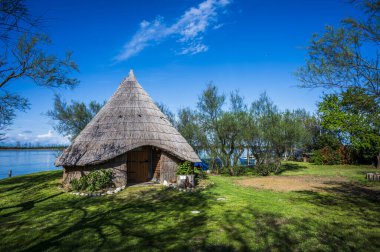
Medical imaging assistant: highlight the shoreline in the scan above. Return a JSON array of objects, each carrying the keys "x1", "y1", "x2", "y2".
[{"x1": 0, "y1": 148, "x2": 65, "y2": 151}]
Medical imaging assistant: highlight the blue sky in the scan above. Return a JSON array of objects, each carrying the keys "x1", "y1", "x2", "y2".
[{"x1": 5, "y1": 0, "x2": 360, "y2": 145}]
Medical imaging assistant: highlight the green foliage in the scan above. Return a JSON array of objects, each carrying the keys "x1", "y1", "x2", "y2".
[
  {"x1": 47, "y1": 95, "x2": 105, "y2": 140},
  {"x1": 297, "y1": 0, "x2": 380, "y2": 167},
  {"x1": 311, "y1": 146, "x2": 353, "y2": 165},
  {"x1": 194, "y1": 167, "x2": 208, "y2": 181},
  {"x1": 1, "y1": 165, "x2": 380, "y2": 251},
  {"x1": 177, "y1": 161, "x2": 194, "y2": 175},
  {"x1": 0, "y1": 1, "x2": 79, "y2": 138},
  {"x1": 254, "y1": 163, "x2": 278, "y2": 176},
  {"x1": 318, "y1": 89, "x2": 380, "y2": 166},
  {"x1": 248, "y1": 93, "x2": 313, "y2": 165},
  {"x1": 70, "y1": 169, "x2": 113, "y2": 192},
  {"x1": 220, "y1": 165, "x2": 248, "y2": 176},
  {"x1": 177, "y1": 107, "x2": 206, "y2": 151},
  {"x1": 314, "y1": 133, "x2": 342, "y2": 150}
]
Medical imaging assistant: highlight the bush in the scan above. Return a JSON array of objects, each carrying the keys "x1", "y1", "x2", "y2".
[
  {"x1": 70, "y1": 178, "x2": 82, "y2": 191},
  {"x1": 194, "y1": 167, "x2": 208, "y2": 180},
  {"x1": 177, "y1": 161, "x2": 194, "y2": 175},
  {"x1": 311, "y1": 149, "x2": 324, "y2": 165},
  {"x1": 254, "y1": 163, "x2": 277, "y2": 176},
  {"x1": 70, "y1": 169, "x2": 113, "y2": 192},
  {"x1": 311, "y1": 146, "x2": 353, "y2": 165}
]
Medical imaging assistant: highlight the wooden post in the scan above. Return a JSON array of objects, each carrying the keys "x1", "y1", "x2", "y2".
[
  {"x1": 8, "y1": 169, "x2": 12, "y2": 178},
  {"x1": 247, "y1": 147, "x2": 249, "y2": 167}
]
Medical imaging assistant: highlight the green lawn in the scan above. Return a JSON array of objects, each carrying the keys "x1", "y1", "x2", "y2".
[{"x1": 0, "y1": 162, "x2": 379, "y2": 251}]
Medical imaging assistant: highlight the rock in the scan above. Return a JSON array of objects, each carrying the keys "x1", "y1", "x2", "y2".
[
  {"x1": 163, "y1": 180, "x2": 169, "y2": 186},
  {"x1": 106, "y1": 190, "x2": 113, "y2": 195},
  {"x1": 115, "y1": 187, "x2": 121, "y2": 193},
  {"x1": 191, "y1": 210, "x2": 200, "y2": 214},
  {"x1": 121, "y1": 186, "x2": 126, "y2": 190},
  {"x1": 80, "y1": 193, "x2": 85, "y2": 196},
  {"x1": 217, "y1": 197, "x2": 226, "y2": 201}
]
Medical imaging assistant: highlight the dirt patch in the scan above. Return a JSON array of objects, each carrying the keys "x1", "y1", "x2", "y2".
[{"x1": 236, "y1": 175, "x2": 348, "y2": 192}]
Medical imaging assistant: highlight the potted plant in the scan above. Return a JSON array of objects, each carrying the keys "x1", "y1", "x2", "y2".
[{"x1": 177, "y1": 161, "x2": 195, "y2": 188}]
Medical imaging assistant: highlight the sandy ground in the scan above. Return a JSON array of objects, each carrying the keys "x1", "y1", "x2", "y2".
[{"x1": 236, "y1": 175, "x2": 348, "y2": 192}]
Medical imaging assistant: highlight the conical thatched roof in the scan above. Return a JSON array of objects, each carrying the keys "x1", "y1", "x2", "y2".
[{"x1": 55, "y1": 70, "x2": 200, "y2": 167}]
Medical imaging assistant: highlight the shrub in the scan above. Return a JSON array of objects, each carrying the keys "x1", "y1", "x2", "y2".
[
  {"x1": 177, "y1": 161, "x2": 194, "y2": 175},
  {"x1": 70, "y1": 178, "x2": 82, "y2": 191},
  {"x1": 254, "y1": 163, "x2": 277, "y2": 176},
  {"x1": 194, "y1": 167, "x2": 208, "y2": 180},
  {"x1": 311, "y1": 149, "x2": 324, "y2": 165},
  {"x1": 70, "y1": 169, "x2": 113, "y2": 192},
  {"x1": 311, "y1": 146, "x2": 353, "y2": 165}
]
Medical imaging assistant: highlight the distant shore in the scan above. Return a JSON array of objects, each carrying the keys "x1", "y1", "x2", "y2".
[{"x1": 0, "y1": 147, "x2": 66, "y2": 150}]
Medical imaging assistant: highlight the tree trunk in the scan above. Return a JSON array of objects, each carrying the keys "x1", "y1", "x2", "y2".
[{"x1": 377, "y1": 152, "x2": 380, "y2": 169}]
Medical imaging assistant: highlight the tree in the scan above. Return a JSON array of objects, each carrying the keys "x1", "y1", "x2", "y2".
[
  {"x1": 196, "y1": 86, "x2": 250, "y2": 174},
  {"x1": 47, "y1": 95, "x2": 104, "y2": 141},
  {"x1": 196, "y1": 83, "x2": 225, "y2": 169},
  {"x1": 0, "y1": 0, "x2": 79, "y2": 139},
  {"x1": 177, "y1": 107, "x2": 205, "y2": 153},
  {"x1": 297, "y1": 0, "x2": 380, "y2": 167},
  {"x1": 247, "y1": 93, "x2": 278, "y2": 166},
  {"x1": 318, "y1": 87, "x2": 380, "y2": 166}
]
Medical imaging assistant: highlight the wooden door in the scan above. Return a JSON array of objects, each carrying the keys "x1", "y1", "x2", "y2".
[{"x1": 127, "y1": 147, "x2": 150, "y2": 183}]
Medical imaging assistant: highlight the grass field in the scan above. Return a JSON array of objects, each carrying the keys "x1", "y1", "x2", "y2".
[{"x1": 0, "y1": 162, "x2": 379, "y2": 251}]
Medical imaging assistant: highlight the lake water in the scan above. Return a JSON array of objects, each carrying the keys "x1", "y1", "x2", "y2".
[{"x1": 0, "y1": 150, "x2": 62, "y2": 179}]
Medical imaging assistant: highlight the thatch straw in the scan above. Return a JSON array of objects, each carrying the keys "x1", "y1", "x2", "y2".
[{"x1": 55, "y1": 70, "x2": 200, "y2": 167}]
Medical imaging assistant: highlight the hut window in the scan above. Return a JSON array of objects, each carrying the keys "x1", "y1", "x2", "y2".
[{"x1": 138, "y1": 114, "x2": 142, "y2": 117}]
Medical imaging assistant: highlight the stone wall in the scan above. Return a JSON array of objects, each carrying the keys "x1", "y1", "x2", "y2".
[
  {"x1": 62, "y1": 148, "x2": 183, "y2": 187},
  {"x1": 62, "y1": 152, "x2": 128, "y2": 188},
  {"x1": 159, "y1": 152, "x2": 181, "y2": 183}
]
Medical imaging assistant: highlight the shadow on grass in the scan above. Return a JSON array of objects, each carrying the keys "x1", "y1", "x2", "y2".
[
  {"x1": 276, "y1": 163, "x2": 307, "y2": 174},
  {"x1": 1, "y1": 172, "x2": 380, "y2": 251},
  {"x1": 22, "y1": 188, "x2": 220, "y2": 252},
  {"x1": 0, "y1": 171, "x2": 62, "y2": 197},
  {"x1": 0, "y1": 171, "x2": 225, "y2": 251},
  {"x1": 296, "y1": 182, "x2": 380, "y2": 223},
  {"x1": 220, "y1": 205, "x2": 380, "y2": 251}
]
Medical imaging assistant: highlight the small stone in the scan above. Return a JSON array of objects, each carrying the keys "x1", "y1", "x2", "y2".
[
  {"x1": 217, "y1": 197, "x2": 226, "y2": 201},
  {"x1": 80, "y1": 193, "x2": 85, "y2": 196},
  {"x1": 163, "y1": 180, "x2": 169, "y2": 186},
  {"x1": 191, "y1": 210, "x2": 200, "y2": 214},
  {"x1": 106, "y1": 190, "x2": 113, "y2": 195},
  {"x1": 121, "y1": 186, "x2": 126, "y2": 190}
]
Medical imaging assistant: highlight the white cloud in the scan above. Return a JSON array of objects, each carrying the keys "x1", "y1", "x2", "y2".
[
  {"x1": 37, "y1": 130, "x2": 54, "y2": 139},
  {"x1": 2, "y1": 130, "x2": 70, "y2": 146},
  {"x1": 115, "y1": 0, "x2": 231, "y2": 61}
]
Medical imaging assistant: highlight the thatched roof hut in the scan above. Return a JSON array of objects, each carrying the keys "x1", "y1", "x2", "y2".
[{"x1": 56, "y1": 70, "x2": 200, "y2": 187}]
